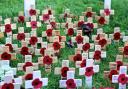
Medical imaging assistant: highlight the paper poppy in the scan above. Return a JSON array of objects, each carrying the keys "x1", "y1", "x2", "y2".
[
  {"x1": 65, "y1": 23, "x2": 68, "y2": 28},
  {"x1": 86, "y1": 12, "x2": 93, "y2": 17},
  {"x1": 29, "y1": 9, "x2": 36, "y2": 16},
  {"x1": 85, "y1": 67, "x2": 94, "y2": 76},
  {"x1": 75, "y1": 35, "x2": 83, "y2": 44},
  {"x1": 32, "y1": 78, "x2": 43, "y2": 88},
  {"x1": 66, "y1": 79, "x2": 76, "y2": 88},
  {"x1": 43, "y1": 56, "x2": 53, "y2": 65},
  {"x1": 78, "y1": 21, "x2": 84, "y2": 27},
  {"x1": 46, "y1": 29, "x2": 53, "y2": 37},
  {"x1": 29, "y1": 36, "x2": 38, "y2": 45},
  {"x1": 73, "y1": 54, "x2": 82, "y2": 62},
  {"x1": 20, "y1": 46, "x2": 29, "y2": 56},
  {"x1": 80, "y1": 59, "x2": 86, "y2": 67},
  {"x1": 30, "y1": 21, "x2": 37, "y2": 28},
  {"x1": 18, "y1": 16, "x2": 25, "y2": 23},
  {"x1": 59, "y1": 36, "x2": 62, "y2": 42},
  {"x1": 5, "y1": 44, "x2": 13, "y2": 52},
  {"x1": 40, "y1": 48, "x2": 46, "y2": 56},
  {"x1": 1, "y1": 83, "x2": 14, "y2": 89},
  {"x1": 23, "y1": 62, "x2": 33, "y2": 71},
  {"x1": 113, "y1": 32, "x2": 121, "y2": 40},
  {"x1": 123, "y1": 46, "x2": 128, "y2": 55},
  {"x1": 5, "y1": 24, "x2": 12, "y2": 33},
  {"x1": 50, "y1": 22, "x2": 56, "y2": 29},
  {"x1": 1, "y1": 52, "x2": 11, "y2": 60},
  {"x1": 43, "y1": 14, "x2": 49, "y2": 21},
  {"x1": 108, "y1": 70, "x2": 118, "y2": 81},
  {"x1": 82, "y1": 43, "x2": 90, "y2": 51},
  {"x1": 48, "y1": 9, "x2": 52, "y2": 15},
  {"x1": 98, "y1": 39, "x2": 107, "y2": 47},
  {"x1": 25, "y1": 73, "x2": 33, "y2": 80},
  {"x1": 64, "y1": 13, "x2": 68, "y2": 18},
  {"x1": 61, "y1": 67, "x2": 69, "y2": 77},
  {"x1": 67, "y1": 28, "x2": 74, "y2": 36},
  {"x1": 53, "y1": 42, "x2": 61, "y2": 50},
  {"x1": 17, "y1": 33, "x2": 25, "y2": 41},
  {"x1": 87, "y1": 23, "x2": 94, "y2": 29},
  {"x1": 118, "y1": 74, "x2": 127, "y2": 85},
  {"x1": 96, "y1": 34, "x2": 101, "y2": 40},
  {"x1": 104, "y1": 9, "x2": 110, "y2": 16},
  {"x1": 93, "y1": 50, "x2": 101, "y2": 60},
  {"x1": 116, "y1": 61, "x2": 123, "y2": 70},
  {"x1": 98, "y1": 17, "x2": 105, "y2": 25}
]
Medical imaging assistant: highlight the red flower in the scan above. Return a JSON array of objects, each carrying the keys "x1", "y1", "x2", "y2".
[
  {"x1": 124, "y1": 46, "x2": 128, "y2": 55},
  {"x1": 20, "y1": 47, "x2": 29, "y2": 56},
  {"x1": 118, "y1": 74, "x2": 127, "y2": 85},
  {"x1": 86, "y1": 12, "x2": 93, "y2": 17},
  {"x1": 113, "y1": 32, "x2": 121, "y2": 40},
  {"x1": 65, "y1": 23, "x2": 68, "y2": 28},
  {"x1": 104, "y1": 9, "x2": 110, "y2": 16},
  {"x1": 5, "y1": 24, "x2": 12, "y2": 33},
  {"x1": 73, "y1": 54, "x2": 82, "y2": 62},
  {"x1": 29, "y1": 36, "x2": 38, "y2": 45},
  {"x1": 42, "y1": 14, "x2": 49, "y2": 21},
  {"x1": 25, "y1": 73, "x2": 33, "y2": 80},
  {"x1": 98, "y1": 39, "x2": 107, "y2": 47},
  {"x1": 82, "y1": 43, "x2": 90, "y2": 51},
  {"x1": 78, "y1": 21, "x2": 84, "y2": 27},
  {"x1": 98, "y1": 17, "x2": 105, "y2": 25},
  {"x1": 1, "y1": 83, "x2": 14, "y2": 89},
  {"x1": 18, "y1": 16, "x2": 25, "y2": 23},
  {"x1": 48, "y1": 9, "x2": 52, "y2": 15},
  {"x1": 87, "y1": 23, "x2": 94, "y2": 29},
  {"x1": 53, "y1": 42, "x2": 61, "y2": 50},
  {"x1": 75, "y1": 35, "x2": 83, "y2": 44},
  {"x1": 32, "y1": 78, "x2": 43, "y2": 88},
  {"x1": 17, "y1": 33, "x2": 25, "y2": 41},
  {"x1": 1, "y1": 52, "x2": 11, "y2": 60},
  {"x1": 5, "y1": 44, "x2": 13, "y2": 52},
  {"x1": 50, "y1": 22, "x2": 56, "y2": 29},
  {"x1": 64, "y1": 13, "x2": 68, "y2": 18},
  {"x1": 29, "y1": 9, "x2": 36, "y2": 16},
  {"x1": 46, "y1": 29, "x2": 53, "y2": 37},
  {"x1": 61, "y1": 67, "x2": 69, "y2": 77},
  {"x1": 66, "y1": 79, "x2": 76, "y2": 88},
  {"x1": 30, "y1": 21, "x2": 37, "y2": 28},
  {"x1": 80, "y1": 59, "x2": 86, "y2": 67},
  {"x1": 85, "y1": 67, "x2": 94, "y2": 76},
  {"x1": 108, "y1": 70, "x2": 118, "y2": 81},
  {"x1": 67, "y1": 28, "x2": 74, "y2": 36},
  {"x1": 59, "y1": 36, "x2": 62, "y2": 42},
  {"x1": 93, "y1": 50, "x2": 101, "y2": 60},
  {"x1": 116, "y1": 61, "x2": 123, "y2": 70},
  {"x1": 96, "y1": 34, "x2": 101, "y2": 40},
  {"x1": 23, "y1": 62, "x2": 33, "y2": 71},
  {"x1": 43, "y1": 56, "x2": 53, "y2": 65},
  {"x1": 40, "y1": 48, "x2": 46, "y2": 56}
]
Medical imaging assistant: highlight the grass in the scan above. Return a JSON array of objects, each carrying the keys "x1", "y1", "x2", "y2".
[{"x1": 0, "y1": 0, "x2": 128, "y2": 89}]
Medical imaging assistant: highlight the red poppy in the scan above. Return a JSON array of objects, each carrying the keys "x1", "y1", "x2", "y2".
[
  {"x1": 29, "y1": 9, "x2": 36, "y2": 16},
  {"x1": 43, "y1": 56, "x2": 53, "y2": 65},
  {"x1": 85, "y1": 67, "x2": 94, "y2": 76},
  {"x1": 61, "y1": 67, "x2": 69, "y2": 77},
  {"x1": 104, "y1": 9, "x2": 110, "y2": 16},
  {"x1": 29, "y1": 36, "x2": 38, "y2": 45},
  {"x1": 96, "y1": 34, "x2": 101, "y2": 40},
  {"x1": 65, "y1": 23, "x2": 68, "y2": 28},
  {"x1": 50, "y1": 22, "x2": 56, "y2": 29},
  {"x1": 5, "y1": 44, "x2": 13, "y2": 52},
  {"x1": 25, "y1": 73, "x2": 33, "y2": 80},
  {"x1": 82, "y1": 43, "x2": 90, "y2": 51},
  {"x1": 30, "y1": 21, "x2": 37, "y2": 28},
  {"x1": 98, "y1": 17, "x2": 105, "y2": 25},
  {"x1": 32, "y1": 78, "x2": 43, "y2": 88},
  {"x1": 23, "y1": 62, "x2": 33, "y2": 71},
  {"x1": 98, "y1": 39, "x2": 107, "y2": 47},
  {"x1": 80, "y1": 59, "x2": 86, "y2": 67},
  {"x1": 20, "y1": 47, "x2": 29, "y2": 56},
  {"x1": 87, "y1": 23, "x2": 94, "y2": 29},
  {"x1": 113, "y1": 32, "x2": 121, "y2": 40},
  {"x1": 66, "y1": 79, "x2": 76, "y2": 88},
  {"x1": 5, "y1": 24, "x2": 12, "y2": 33},
  {"x1": 118, "y1": 74, "x2": 127, "y2": 85},
  {"x1": 53, "y1": 42, "x2": 61, "y2": 50},
  {"x1": 86, "y1": 12, "x2": 93, "y2": 17},
  {"x1": 1, "y1": 83, "x2": 14, "y2": 89},
  {"x1": 42, "y1": 14, "x2": 49, "y2": 21},
  {"x1": 48, "y1": 9, "x2": 52, "y2": 15},
  {"x1": 17, "y1": 33, "x2": 25, "y2": 41},
  {"x1": 1, "y1": 52, "x2": 11, "y2": 60},
  {"x1": 67, "y1": 28, "x2": 74, "y2": 36},
  {"x1": 40, "y1": 48, "x2": 46, "y2": 56},
  {"x1": 59, "y1": 36, "x2": 62, "y2": 42},
  {"x1": 73, "y1": 54, "x2": 82, "y2": 62},
  {"x1": 46, "y1": 29, "x2": 53, "y2": 37},
  {"x1": 116, "y1": 61, "x2": 123, "y2": 70},
  {"x1": 18, "y1": 16, "x2": 25, "y2": 23},
  {"x1": 93, "y1": 50, "x2": 101, "y2": 60},
  {"x1": 78, "y1": 21, "x2": 84, "y2": 27},
  {"x1": 108, "y1": 70, "x2": 118, "y2": 81},
  {"x1": 64, "y1": 13, "x2": 68, "y2": 18},
  {"x1": 124, "y1": 46, "x2": 128, "y2": 55},
  {"x1": 75, "y1": 35, "x2": 83, "y2": 44}
]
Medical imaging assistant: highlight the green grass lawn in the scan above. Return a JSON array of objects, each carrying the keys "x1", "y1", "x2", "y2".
[{"x1": 0, "y1": 0, "x2": 128, "y2": 89}]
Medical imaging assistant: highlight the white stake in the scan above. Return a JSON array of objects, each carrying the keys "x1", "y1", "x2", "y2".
[{"x1": 104, "y1": 0, "x2": 111, "y2": 9}]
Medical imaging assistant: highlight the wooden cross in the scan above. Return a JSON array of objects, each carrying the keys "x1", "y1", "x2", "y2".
[
  {"x1": 119, "y1": 42, "x2": 128, "y2": 58},
  {"x1": 61, "y1": 18, "x2": 74, "y2": 29},
  {"x1": 60, "y1": 9, "x2": 74, "y2": 19}
]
